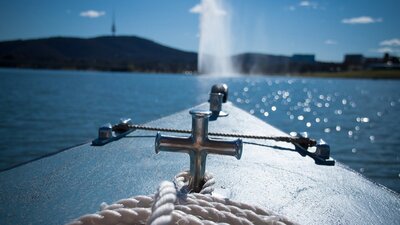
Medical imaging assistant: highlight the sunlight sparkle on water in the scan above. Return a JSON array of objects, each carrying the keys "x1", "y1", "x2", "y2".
[
  {"x1": 228, "y1": 76, "x2": 400, "y2": 193},
  {"x1": 357, "y1": 117, "x2": 370, "y2": 123},
  {"x1": 369, "y1": 136, "x2": 375, "y2": 143},
  {"x1": 335, "y1": 109, "x2": 343, "y2": 115}
]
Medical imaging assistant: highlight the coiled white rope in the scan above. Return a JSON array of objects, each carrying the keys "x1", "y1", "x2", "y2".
[{"x1": 67, "y1": 172, "x2": 297, "y2": 225}]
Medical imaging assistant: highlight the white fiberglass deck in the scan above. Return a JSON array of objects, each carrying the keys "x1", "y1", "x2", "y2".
[{"x1": 0, "y1": 102, "x2": 399, "y2": 224}]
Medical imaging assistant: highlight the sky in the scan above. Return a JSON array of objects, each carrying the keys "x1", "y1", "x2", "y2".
[{"x1": 0, "y1": 0, "x2": 399, "y2": 62}]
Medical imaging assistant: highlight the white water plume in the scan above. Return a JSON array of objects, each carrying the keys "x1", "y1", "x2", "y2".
[{"x1": 191, "y1": 0, "x2": 234, "y2": 75}]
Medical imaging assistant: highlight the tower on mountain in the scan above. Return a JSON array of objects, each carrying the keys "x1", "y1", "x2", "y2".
[{"x1": 111, "y1": 11, "x2": 116, "y2": 36}]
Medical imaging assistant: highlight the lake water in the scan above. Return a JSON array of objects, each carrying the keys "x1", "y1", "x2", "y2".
[{"x1": 0, "y1": 68, "x2": 399, "y2": 193}]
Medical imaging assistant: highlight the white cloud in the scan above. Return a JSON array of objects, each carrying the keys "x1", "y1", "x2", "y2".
[
  {"x1": 299, "y1": 1, "x2": 311, "y2": 7},
  {"x1": 380, "y1": 38, "x2": 400, "y2": 46},
  {"x1": 342, "y1": 16, "x2": 382, "y2": 24},
  {"x1": 299, "y1": 1, "x2": 318, "y2": 9},
  {"x1": 190, "y1": 4, "x2": 202, "y2": 13},
  {"x1": 287, "y1": 1, "x2": 319, "y2": 11},
  {"x1": 80, "y1": 10, "x2": 106, "y2": 18},
  {"x1": 370, "y1": 47, "x2": 400, "y2": 54},
  {"x1": 376, "y1": 47, "x2": 393, "y2": 53},
  {"x1": 324, "y1": 39, "x2": 337, "y2": 45}
]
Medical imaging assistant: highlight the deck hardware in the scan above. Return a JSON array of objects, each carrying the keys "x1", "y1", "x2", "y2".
[
  {"x1": 115, "y1": 123, "x2": 317, "y2": 147},
  {"x1": 295, "y1": 132, "x2": 311, "y2": 149},
  {"x1": 211, "y1": 83, "x2": 229, "y2": 102},
  {"x1": 113, "y1": 118, "x2": 132, "y2": 133},
  {"x1": 295, "y1": 132, "x2": 335, "y2": 165},
  {"x1": 98, "y1": 123, "x2": 113, "y2": 140},
  {"x1": 92, "y1": 118, "x2": 134, "y2": 146},
  {"x1": 315, "y1": 139, "x2": 331, "y2": 159},
  {"x1": 93, "y1": 118, "x2": 332, "y2": 165},
  {"x1": 209, "y1": 83, "x2": 229, "y2": 117},
  {"x1": 155, "y1": 109, "x2": 242, "y2": 193},
  {"x1": 129, "y1": 124, "x2": 317, "y2": 146},
  {"x1": 209, "y1": 92, "x2": 228, "y2": 117}
]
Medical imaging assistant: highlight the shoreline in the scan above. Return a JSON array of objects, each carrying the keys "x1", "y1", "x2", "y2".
[
  {"x1": 295, "y1": 70, "x2": 400, "y2": 79},
  {"x1": 1, "y1": 66, "x2": 399, "y2": 79}
]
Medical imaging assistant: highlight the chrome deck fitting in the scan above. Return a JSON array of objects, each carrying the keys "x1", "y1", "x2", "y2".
[
  {"x1": 294, "y1": 132, "x2": 335, "y2": 165},
  {"x1": 92, "y1": 118, "x2": 133, "y2": 146},
  {"x1": 155, "y1": 109, "x2": 243, "y2": 192},
  {"x1": 98, "y1": 123, "x2": 113, "y2": 140},
  {"x1": 209, "y1": 83, "x2": 229, "y2": 117}
]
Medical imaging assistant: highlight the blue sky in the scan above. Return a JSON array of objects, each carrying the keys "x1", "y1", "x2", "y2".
[{"x1": 0, "y1": 0, "x2": 399, "y2": 62}]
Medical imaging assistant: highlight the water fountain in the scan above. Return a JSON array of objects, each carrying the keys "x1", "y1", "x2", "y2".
[{"x1": 191, "y1": 0, "x2": 234, "y2": 75}]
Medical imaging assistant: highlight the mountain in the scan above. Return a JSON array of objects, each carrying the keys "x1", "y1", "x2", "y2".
[
  {"x1": 0, "y1": 35, "x2": 346, "y2": 74},
  {"x1": 0, "y1": 36, "x2": 197, "y2": 73}
]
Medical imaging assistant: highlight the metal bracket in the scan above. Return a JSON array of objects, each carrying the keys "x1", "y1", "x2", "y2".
[
  {"x1": 294, "y1": 132, "x2": 335, "y2": 166},
  {"x1": 209, "y1": 83, "x2": 229, "y2": 119},
  {"x1": 92, "y1": 118, "x2": 133, "y2": 146}
]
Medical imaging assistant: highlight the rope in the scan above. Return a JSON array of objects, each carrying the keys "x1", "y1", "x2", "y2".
[
  {"x1": 146, "y1": 181, "x2": 176, "y2": 225},
  {"x1": 113, "y1": 123, "x2": 316, "y2": 147},
  {"x1": 67, "y1": 172, "x2": 298, "y2": 225}
]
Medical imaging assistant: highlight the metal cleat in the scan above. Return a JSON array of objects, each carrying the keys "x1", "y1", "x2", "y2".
[{"x1": 155, "y1": 109, "x2": 242, "y2": 192}]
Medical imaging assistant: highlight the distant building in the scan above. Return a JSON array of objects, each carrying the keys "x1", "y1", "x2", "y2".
[
  {"x1": 367, "y1": 53, "x2": 400, "y2": 70},
  {"x1": 291, "y1": 54, "x2": 315, "y2": 64},
  {"x1": 344, "y1": 54, "x2": 364, "y2": 65},
  {"x1": 383, "y1": 53, "x2": 400, "y2": 65},
  {"x1": 364, "y1": 57, "x2": 381, "y2": 66},
  {"x1": 343, "y1": 54, "x2": 364, "y2": 70},
  {"x1": 111, "y1": 11, "x2": 116, "y2": 36}
]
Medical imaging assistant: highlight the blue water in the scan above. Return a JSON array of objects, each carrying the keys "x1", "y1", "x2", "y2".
[{"x1": 0, "y1": 68, "x2": 399, "y2": 193}]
